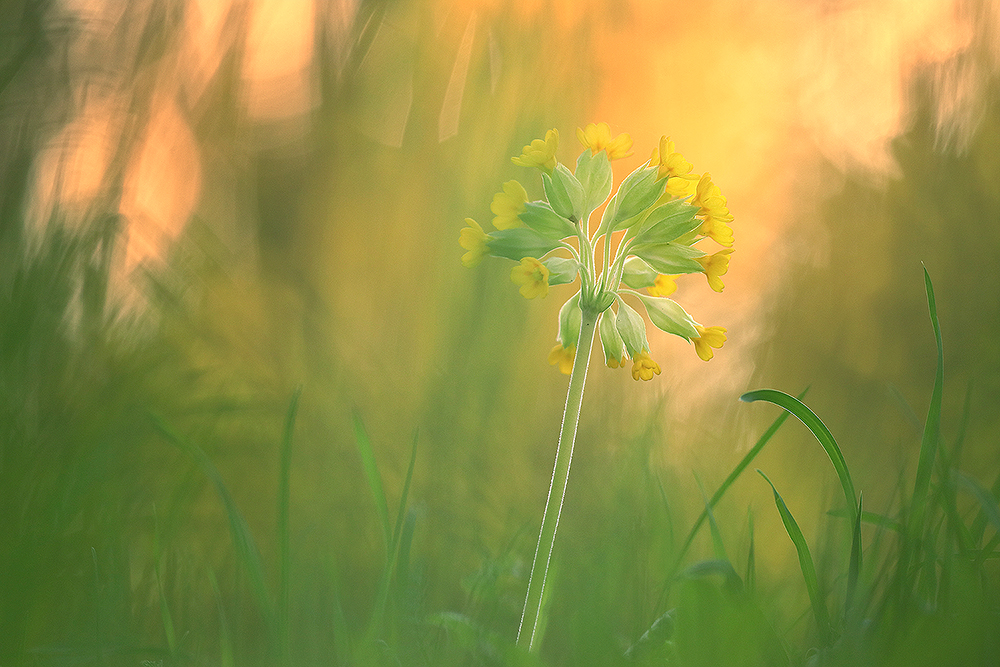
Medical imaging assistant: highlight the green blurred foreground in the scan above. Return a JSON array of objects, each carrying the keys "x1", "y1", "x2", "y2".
[{"x1": 3, "y1": 243, "x2": 999, "y2": 666}]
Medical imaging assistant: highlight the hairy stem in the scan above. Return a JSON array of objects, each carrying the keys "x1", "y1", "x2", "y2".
[{"x1": 516, "y1": 308, "x2": 599, "y2": 652}]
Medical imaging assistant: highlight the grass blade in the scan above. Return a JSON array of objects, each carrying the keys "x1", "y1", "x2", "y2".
[
  {"x1": 845, "y1": 493, "x2": 863, "y2": 616},
  {"x1": 352, "y1": 411, "x2": 392, "y2": 551},
  {"x1": 746, "y1": 509, "x2": 756, "y2": 595},
  {"x1": 741, "y1": 389, "x2": 856, "y2": 522},
  {"x1": 277, "y1": 386, "x2": 301, "y2": 667},
  {"x1": 669, "y1": 388, "x2": 806, "y2": 576},
  {"x1": 153, "y1": 416, "x2": 275, "y2": 631},
  {"x1": 392, "y1": 430, "x2": 418, "y2": 554},
  {"x1": 695, "y1": 473, "x2": 728, "y2": 562},
  {"x1": 828, "y1": 508, "x2": 904, "y2": 534},
  {"x1": 758, "y1": 470, "x2": 833, "y2": 645},
  {"x1": 208, "y1": 568, "x2": 235, "y2": 667},
  {"x1": 152, "y1": 506, "x2": 177, "y2": 658},
  {"x1": 907, "y1": 267, "x2": 944, "y2": 546},
  {"x1": 955, "y1": 471, "x2": 1000, "y2": 538}
]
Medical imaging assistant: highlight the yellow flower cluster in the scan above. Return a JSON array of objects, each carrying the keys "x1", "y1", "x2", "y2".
[
  {"x1": 512, "y1": 129, "x2": 559, "y2": 172},
  {"x1": 576, "y1": 122, "x2": 634, "y2": 161},
  {"x1": 461, "y1": 124, "x2": 736, "y2": 377}
]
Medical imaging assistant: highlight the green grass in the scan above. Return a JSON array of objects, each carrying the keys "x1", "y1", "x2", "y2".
[{"x1": 3, "y1": 227, "x2": 999, "y2": 666}]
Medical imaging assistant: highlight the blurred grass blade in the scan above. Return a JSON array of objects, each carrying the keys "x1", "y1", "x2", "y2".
[
  {"x1": 758, "y1": 470, "x2": 833, "y2": 645},
  {"x1": 208, "y1": 568, "x2": 235, "y2": 667},
  {"x1": 91, "y1": 547, "x2": 104, "y2": 666},
  {"x1": 907, "y1": 267, "x2": 944, "y2": 544},
  {"x1": 392, "y1": 430, "x2": 418, "y2": 553},
  {"x1": 352, "y1": 411, "x2": 392, "y2": 551},
  {"x1": 152, "y1": 506, "x2": 177, "y2": 658},
  {"x1": 277, "y1": 386, "x2": 301, "y2": 667},
  {"x1": 741, "y1": 389, "x2": 856, "y2": 522},
  {"x1": 746, "y1": 509, "x2": 756, "y2": 595},
  {"x1": 827, "y1": 507, "x2": 903, "y2": 533},
  {"x1": 624, "y1": 609, "x2": 675, "y2": 662},
  {"x1": 934, "y1": 439, "x2": 975, "y2": 556},
  {"x1": 153, "y1": 415, "x2": 275, "y2": 629},
  {"x1": 955, "y1": 471, "x2": 1000, "y2": 538},
  {"x1": 428, "y1": 612, "x2": 545, "y2": 667},
  {"x1": 394, "y1": 508, "x2": 417, "y2": 598},
  {"x1": 971, "y1": 469, "x2": 1000, "y2": 545},
  {"x1": 669, "y1": 388, "x2": 806, "y2": 578},
  {"x1": 696, "y1": 473, "x2": 728, "y2": 562},
  {"x1": 845, "y1": 493, "x2": 863, "y2": 616}
]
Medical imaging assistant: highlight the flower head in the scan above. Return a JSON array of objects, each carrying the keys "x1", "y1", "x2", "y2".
[
  {"x1": 548, "y1": 343, "x2": 575, "y2": 375},
  {"x1": 696, "y1": 248, "x2": 734, "y2": 292},
  {"x1": 630, "y1": 350, "x2": 661, "y2": 381},
  {"x1": 491, "y1": 180, "x2": 528, "y2": 230},
  {"x1": 692, "y1": 173, "x2": 735, "y2": 246},
  {"x1": 577, "y1": 122, "x2": 634, "y2": 160},
  {"x1": 460, "y1": 218, "x2": 489, "y2": 268},
  {"x1": 464, "y1": 126, "x2": 733, "y2": 378},
  {"x1": 512, "y1": 129, "x2": 559, "y2": 172},
  {"x1": 692, "y1": 325, "x2": 727, "y2": 361},
  {"x1": 511, "y1": 257, "x2": 550, "y2": 299},
  {"x1": 647, "y1": 274, "x2": 679, "y2": 297}
]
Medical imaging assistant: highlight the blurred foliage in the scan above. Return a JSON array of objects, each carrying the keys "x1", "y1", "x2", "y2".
[{"x1": 1, "y1": 0, "x2": 1000, "y2": 665}]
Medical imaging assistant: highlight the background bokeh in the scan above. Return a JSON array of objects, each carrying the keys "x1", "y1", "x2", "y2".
[{"x1": 2, "y1": 0, "x2": 999, "y2": 664}]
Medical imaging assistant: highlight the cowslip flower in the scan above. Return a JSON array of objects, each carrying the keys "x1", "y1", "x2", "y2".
[
  {"x1": 459, "y1": 218, "x2": 489, "y2": 268},
  {"x1": 462, "y1": 124, "x2": 735, "y2": 369},
  {"x1": 511, "y1": 257, "x2": 550, "y2": 299},
  {"x1": 462, "y1": 124, "x2": 735, "y2": 651},
  {"x1": 512, "y1": 128, "x2": 559, "y2": 172},
  {"x1": 693, "y1": 325, "x2": 727, "y2": 361},
  {"x1": 577, "y1": 122, "x2": 634, "y2": 160},
  {"x1": 696, "y1": 248, "x2": 735, "y2": 292},
  {"x1": 548, "y1": 343, "x2": 575, "y2": 374},
  {"x1": 650, "y1": 135, "x2": 700, "y2": 194},
  {"x1": 491, "y1": 180, "x2": 528, "y2": 230},
  {"x1": 647, "y1": 274, "x2": 679, "y2": 297},
  {"x1": 630, "y1": 350, "x2": 661, "y2": 381},
  {"x1": 692, "y1": 173, "x2": 735, "y2": 247}
]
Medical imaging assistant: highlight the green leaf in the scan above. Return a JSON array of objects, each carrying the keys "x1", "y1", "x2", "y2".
[
  {"x1": 629, "y1": 242, "x2": 705, "y2": 275},
  {"x1": 518, "y1": 201, "x2": 577, "y2": 240},
  {"x1": 614, "y1": 297, "x2": 648, "y2": 358},
  {"x1": 740, "y1": 389, "x2": 857, "y2": 521},
  {"x1": 621, "y1": 256, "x2": 658, "y2": 289},
  {"x1": 598, "y1": 307, "x2": 625, "y2": 364},
  {"x1": 758, "y1": 470, "x2": 833, "y2": 644},
  {"x1": 487, "y1": 227, "x2": 562, "y2": 261},
  {"x1": 635, "y1": 293, "x2": 699, "y2": 339},
  {"x1": 575, "y1": 149, "x2": 613, "y2": 212},
  {"x1": 556, "y1": 291, "x2": 582, "y2": 347},
  {"x1": 633, "y1": 199, "x2": 701, "y2": 244},
  {"x1": 543, "y1": 256, "x2": 580, "y2": 286},
  {"x1": 543, "y1": 164, "x2": 584, "y2": 221},
  {"x1": 611, "y1": 164, "x2": 663, "y2": 227}
]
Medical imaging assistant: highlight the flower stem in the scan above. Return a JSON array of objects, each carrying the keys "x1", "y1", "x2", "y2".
[{"x1": 517, "y1": 308, "x2": 599, "y2": 652}]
